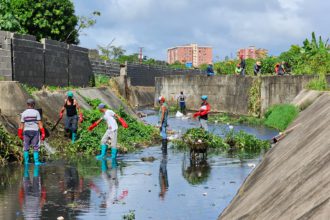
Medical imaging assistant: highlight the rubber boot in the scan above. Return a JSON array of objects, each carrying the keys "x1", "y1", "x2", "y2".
[
  {"x1": 71, "y1": 132, "x2": 77, "y2": 144},
  {"x1": 96, "y1": 144, "x2": 107, "y2": 160},
  {"x1": 111, "y1": 158, "x2": 118, "y2": 169},
  {"x1": 111, "y1": 148, "x2": 118, "y2": 160},
  {"x1": 101, "y1": 159, "x2": 108, "y2": 172},
  {"x1": 33, "y1": 165, "x2": 40, "y2": 177},
  {"x1": 24, "y1": 164, "x2": 29, "y2": 178},
  {"x1": 23, "y1": 151, "x2": 29, "y2": 165},
  {"x1": 33, "y1": 151, "x2": 43, "y2": 166}
]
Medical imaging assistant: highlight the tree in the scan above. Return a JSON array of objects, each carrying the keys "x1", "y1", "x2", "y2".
[
  {"x1": 0, "y1": 0, "x2": 21, "y2": 31},
  {"x1": 98, "y1": 40, "x2": 126, "y2": 61}
]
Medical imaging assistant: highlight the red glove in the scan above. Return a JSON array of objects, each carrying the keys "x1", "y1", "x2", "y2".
[
  {"x1": 79, "y1": 113, "x2": 83, "y2": 123},
  {"x1": 18, "y1": 128, "x2": 24, "y2": 140},
  {"x1": 118, "y1": 117, "x2": 128, "y2": 128},
  {"x1": 59, "y1": 112, "x2": 63, "y2": 119},
  {"x1": 193, "y1": 112, "x2": 201, "y2": 118},
  {"x1": 40, "y1": 127, "x2": 46, "y2": 140},
  {"x1": 88, "y1": 121, "x2": 99, "y2": 131}
]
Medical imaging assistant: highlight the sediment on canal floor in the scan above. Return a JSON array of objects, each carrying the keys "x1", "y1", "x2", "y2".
[{"x1": 219, "y1": 92, "x2": 330, "y2": 220}]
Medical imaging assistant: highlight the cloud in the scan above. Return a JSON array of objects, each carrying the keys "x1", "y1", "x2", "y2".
[{"x1": 74, "y1": 0, "x2": 330, "y2": 60}]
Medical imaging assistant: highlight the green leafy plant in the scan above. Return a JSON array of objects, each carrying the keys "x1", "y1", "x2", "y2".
[
  {"x1": 0, "y1": 125, "x2": 22, "y2": 165},
  {"x1": 248, "y1": 77, "x2": 262, "y2": 117},
  {"x1": 264, "y1": 104, "x2": 299, "y2": 131},
  {"x1": 122, "y1": 210, "x2": 135, "y2": 220},
  {"x1": 306, "y1": 74, "x2": 329, "y2": 91}
]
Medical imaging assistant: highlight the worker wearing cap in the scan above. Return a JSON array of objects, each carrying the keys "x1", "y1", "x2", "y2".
[
  {"x1": 88, "y1": 103, "x2": 126, "y2": 160},
  {"x1": 158, "y1": 96, "x2": 169, "y2": 144},
  {"x1": 59, "y1": 91, "x2": 83, "y2": 143},
  {"x1": 18, "y1": 99, "x2": 46, "y2": 165},
  {"x1": 193, "y1": 95, "x2": 211, "y2": 131}
]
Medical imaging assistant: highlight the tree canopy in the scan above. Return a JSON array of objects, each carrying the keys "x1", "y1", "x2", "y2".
[{"x1": 0, "y1": 0, "x2": 99, "y2": 44}]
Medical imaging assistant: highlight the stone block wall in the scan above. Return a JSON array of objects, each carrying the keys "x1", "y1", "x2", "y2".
[
  {"x1": 68, "y1": 45, "x2": 92, "y2": 87},
  {"x1": 42, "y1": 39, "x2": 69, "y2": 86},
  {"x1": 0, "y1": 31, "x2": 92, "y2": 88},
  {"x1": 0, "y1": 31, "x2": 13, "y2": 80}
]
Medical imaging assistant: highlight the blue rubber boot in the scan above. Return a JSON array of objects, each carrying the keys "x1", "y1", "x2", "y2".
[
  {"x1": 111, "y1": 148, "x2": 118, "y2": 160},
  {"x1": 24, "y1": 164, "x2": 29, "y2": 178},
  {"x1": 23, "y1": 151, "x2": 29, "y2": 165},
  {"x1": 33, "y1": 151, "x2": 43, "y2": 166},
  {"x1": 71, "y1": 132, "x2": 77, "y2": 144},
  {"x1": 111, "y1": 158, "x2": 118, "y2": 169},
  {"x1": 33, "y1": 165, "x2": 40, "y2": 177},
  {"x1": 96, "y1": 144, "x2": 107, "y2": 160},
  {"x1": 101, "y1": 159, "x2": 108, "y2": 172}
]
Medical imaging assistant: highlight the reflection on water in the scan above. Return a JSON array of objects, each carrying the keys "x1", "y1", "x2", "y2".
[
  {"x1": 0, "y1": 113, "x2": 278, "y2": 220},
  {"x1": 159, "y1": 140, "x2": 169, "y2": 199},
  {"x1": 19, "y1": 165, "x2": 45, "y2": 220},
  {"x1": 182, "y1": 155, "x2": 211, "y2": 186}
]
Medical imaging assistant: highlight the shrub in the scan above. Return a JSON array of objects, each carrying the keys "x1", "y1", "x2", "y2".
[{"x1": 306, "y1": 74, "x2": 329, "y2": 91}]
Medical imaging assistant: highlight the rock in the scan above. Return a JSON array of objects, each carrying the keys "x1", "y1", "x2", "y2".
[{"x1": 141, "y1": 156, "x2": 156, "y2": 162}]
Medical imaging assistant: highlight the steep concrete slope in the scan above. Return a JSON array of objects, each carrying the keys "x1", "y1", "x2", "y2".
[{"x1": 219, "y1": 93, "x2": 330, "y2": 220}]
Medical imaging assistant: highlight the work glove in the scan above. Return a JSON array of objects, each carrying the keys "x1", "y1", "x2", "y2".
[
  {"x1": 79, "y1": 113, "x2": 84, "y2": 123},
  {"x1": 88, "y1": 122, "x2": 99, "y2": 131},
  {"x1": 40, "y1": 128, "x2": 46, "y2": 141},
  {"x1": 59, "y1": 112, "x2": 63, "y2": 119},
  {"x1": 193, "y1": 112, "x2": 201, "y2": 118},
  {"x1": 18, "y1": 128, "x2": 24, "y2": 140},
  {"x1": 117, "y1": 117, "x2": 128, "y2": 128}
]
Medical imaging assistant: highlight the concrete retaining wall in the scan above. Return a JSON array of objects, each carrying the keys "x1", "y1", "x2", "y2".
[
  {"x1": 0, "y1": 31, "x2": 12, "y2": 80},
  {"x1": 155, "y1": 75, "x2": 330, "y2": 115},
  {"x1": 219, "y1": 92, "x2": 330, "y2": 220}
]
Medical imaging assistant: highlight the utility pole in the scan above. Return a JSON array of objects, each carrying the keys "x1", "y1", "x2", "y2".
[{"x1": 139, "y1": 47, "x2": 143, "y2": 64}]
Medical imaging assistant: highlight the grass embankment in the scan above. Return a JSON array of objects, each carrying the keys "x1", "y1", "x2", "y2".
[
  {"x1": 173, "y1": 128, "x2": 270, "y2": 157},
  {"x1": 51, "y1": 98, "x2": 159, "y2": 156},
  {"x1": 209, "y1": 104, "x2": 299, "y2": 131}
]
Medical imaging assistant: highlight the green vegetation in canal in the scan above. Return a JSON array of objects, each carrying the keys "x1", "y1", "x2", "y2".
[
  {"x1": 0, "y1": 125, "x2": 22, "y2": 165},
  {"x1": 264, "y1": 104, "x2": 299, "y2": 131},
  {"x1": 248, "y1": 77, "x2": 262, "y2": 117},
  {"x1": 73, "y1": 98, "x2": 158, "y2": 154},
  {"x1": 173, "y1": 128, "x2": 270, "y2": 155}
]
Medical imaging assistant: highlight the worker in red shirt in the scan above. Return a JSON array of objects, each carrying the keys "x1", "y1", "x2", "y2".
[{"x1": 193, "y1": 95, "x2": 211, "y2": 131}]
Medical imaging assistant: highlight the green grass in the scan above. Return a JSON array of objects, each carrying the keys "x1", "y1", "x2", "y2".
[
  {"x1": 264, "y1": 104, "x2": 299, "y2": 131},
  {"x1": 95, "y1": 74, "x2": 111, "y2": 87}
]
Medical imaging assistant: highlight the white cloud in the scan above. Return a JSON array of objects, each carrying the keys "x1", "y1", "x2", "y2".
[{"x1": 74, "y1": 0, "x2": 330, "y2": 60}]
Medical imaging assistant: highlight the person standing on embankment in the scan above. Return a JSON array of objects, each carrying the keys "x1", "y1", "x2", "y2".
[
  {"x1": 158, "y1": 96, "x2": 169, "y2": 146},
  {"x1": 193, "y1": 95, "x2": 211, "y2": 131},
  {"x1": 18, "y1": 99, "x2": 46, "y2": 165},
  {"x1": 59, "y1": 91, "x2": 83, "y2": 143},
  {"x1": 87, "y1": 103, "x2": 128, "y2": 160}
]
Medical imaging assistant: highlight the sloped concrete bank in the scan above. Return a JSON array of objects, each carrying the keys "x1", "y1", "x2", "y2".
[
  {"x1": 0, "y1": 81, "x2": 135, "y2": 133},
  {"x1": 219, "y1": 92, "x2": 330, "y2": 220}
]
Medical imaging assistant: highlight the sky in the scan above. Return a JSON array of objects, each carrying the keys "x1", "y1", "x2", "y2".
[{"x1": 73, "y1": 0, "x2": 330, "y2": 61}]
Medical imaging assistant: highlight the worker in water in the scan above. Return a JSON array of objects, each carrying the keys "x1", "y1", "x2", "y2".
[
  {"x1": 158, "y1": 96, "x2": 169, "y2": 145},
  {"x1": 18, "y1": 99, "x2": 46, "y2": 165},
  {"x1": 59, "y1": 91, "x2": 83, "y2": 143},
  {"x1": 193, "y1": 95, "x2": 211, "y2": 131},
  {"x1": 88, "y1": 103, "x2": 128, "y2": 160},
  {"x1": 177, "y1": 91, "x2": 187, "y2": 115}
]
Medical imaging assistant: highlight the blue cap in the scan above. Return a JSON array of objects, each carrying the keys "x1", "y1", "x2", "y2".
[
  {"x1": 98, "y1": 103, "x2": 106, "y2": 109},
  {"x1": 201, "y1": 95, "x2": 208, "y2": 100},
  {"x1": 67, "y1": 91, "x2": 73, "y2": 97}
]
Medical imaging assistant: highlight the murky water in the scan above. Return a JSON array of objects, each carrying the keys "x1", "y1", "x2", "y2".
[{"x1": 0, "y1": 113, "x2": 278, "y2": 220}]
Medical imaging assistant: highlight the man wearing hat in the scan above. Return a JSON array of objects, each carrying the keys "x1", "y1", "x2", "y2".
[
  {"x1": 59, "y1": 91, "x2": 83, "y2": 143},
  {"x1": 18, "y1": 99, "x2": 46, "y2": 165},
  {"x1": 254, "y1": 61, "x2": 262, "y2": 76},
  {"x1": 193, "y1": 95, "x2": 211, "y2": 131},
  {"x1": 88, "y1": 103, "x2": 128, "y2": 160}
]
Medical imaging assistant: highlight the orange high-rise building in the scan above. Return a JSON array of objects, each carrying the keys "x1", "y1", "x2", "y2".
[
  {"x1": 167, "y1": 44, "x2": 213, "y2": 67},
  {"x1": 237, "y1": 46, "x2": 268, "y2": 59}
]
